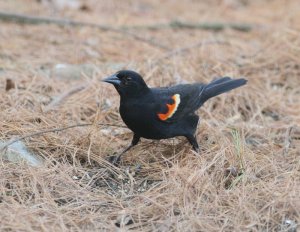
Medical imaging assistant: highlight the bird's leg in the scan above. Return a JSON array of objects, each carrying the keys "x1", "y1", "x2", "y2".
[
  {"x1": 110, "y1": 134, "x2": 140, "y2": 165},
  {"x1": 186, "y1": 135, "x2": 199, "y2": 153}
]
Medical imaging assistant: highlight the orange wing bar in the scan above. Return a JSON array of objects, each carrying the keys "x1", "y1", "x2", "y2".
[{"x1": 157, "y1": 94, "x2": 181, "y2": 121}]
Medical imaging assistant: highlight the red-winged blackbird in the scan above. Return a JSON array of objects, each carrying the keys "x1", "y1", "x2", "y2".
[{"x1": 103, "y1": 70, "x2": 247, "y2": 163}]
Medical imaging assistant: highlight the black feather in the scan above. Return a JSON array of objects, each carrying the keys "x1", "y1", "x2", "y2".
[{"x1": 199, "y1": 78, "x2": 247, "y2": 104}]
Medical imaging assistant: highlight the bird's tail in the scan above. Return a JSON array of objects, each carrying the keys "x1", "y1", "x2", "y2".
[{"x1": 199, "y1": 77, "x2": 247, "y2": 104}]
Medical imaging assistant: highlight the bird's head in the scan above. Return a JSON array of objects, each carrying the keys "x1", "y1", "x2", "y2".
[{"x1": 102, "y1": 70, "x2": 149, "y2": 97}]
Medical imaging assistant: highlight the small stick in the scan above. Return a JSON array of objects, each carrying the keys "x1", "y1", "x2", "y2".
[
  {"x1": 124, "y1": 20, "x2": 253, "y2": 32},
  {"x1": 282, "y1": 126, "x2": 294, "y2": 155},
  {"x1": 0, "y1": 123, "x2": 126, "y2": 152},
  {"x1": 0, "y1": 11, "x2": 169, "y2": 50},
  {"x1": 0, "y1": 12, "x2": 253, "y2": 32}
]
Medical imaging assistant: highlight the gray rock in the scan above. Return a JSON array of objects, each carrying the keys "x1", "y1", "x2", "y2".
[
  {"x1": 0, "y1": 141, "x2": 43, "y2": 167},
  {"x1": 51, "y1": 63, "x2": 97, "y2": 80}
]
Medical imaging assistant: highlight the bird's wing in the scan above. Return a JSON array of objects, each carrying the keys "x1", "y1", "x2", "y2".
[
  {"x1": 154, "y1": 77, "x2": 246, "y2": 123},
  {"x1": 154, "y1": 83, "x2": 205, "y2": 123}
]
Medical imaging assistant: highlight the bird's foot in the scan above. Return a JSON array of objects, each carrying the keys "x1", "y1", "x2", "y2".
[{"x1": 192, "y1": 146, "x2": 200, "y2": 156}]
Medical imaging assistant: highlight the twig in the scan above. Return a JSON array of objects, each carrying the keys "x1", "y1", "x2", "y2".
[
  {"x1": 43, "y1": 84, "x2": 87, "y2": 113},
  {"x1": 123, "y1": 20, "x2": 253, "y2": 32},
  {"x1": 0, "y1": 123, "x2": 127, "y2": 152},
  {"x1": 282, "y1": 126, "x2": 294, "y2": 155},
  {"x1": 170, "y1": 21, "x2": 253, "y2": 32},
  {"x1": 0, "y1": 11, "x2": 169, "y2": 50},
  {"x1": 0, "y1": 12, "x2": 255, "y2": 51},
  {"x1": 0, "y1": 12, "x2": 253, "y2": 33}
]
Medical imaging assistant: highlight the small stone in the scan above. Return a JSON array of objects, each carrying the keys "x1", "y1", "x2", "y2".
[
  {"x1": 225, "y1": 166, "x2": 239, "y2": 177},
  {"x1": 51, "y1": 63, "x2": 96, "y2": 81},
  {"x1": 0, "y1": 141, "x2": 43, "y2": 167},
  {"x1": 281, "y1": 219, "x2": 297, "y2": 232},
  {"x1": 115, "y1": 213, "x2": 133, "y2": 228}
]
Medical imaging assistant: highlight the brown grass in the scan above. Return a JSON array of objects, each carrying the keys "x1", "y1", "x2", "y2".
[{"x1": 0, "y1": 0, "x2": 299, "y2": 231}]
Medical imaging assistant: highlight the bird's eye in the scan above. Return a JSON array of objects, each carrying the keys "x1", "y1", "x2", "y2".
[{"x1": 123, "y1": 77, "x2": 131, "y2": 85}]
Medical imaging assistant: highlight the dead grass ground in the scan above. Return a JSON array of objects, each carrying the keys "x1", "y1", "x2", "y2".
[{"x1": 0, "y1": 0, "x2": 299, "y2": 231}]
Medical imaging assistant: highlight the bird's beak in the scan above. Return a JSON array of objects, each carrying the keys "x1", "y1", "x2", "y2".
[{"x1": 102, "y1": 74, "x2": 121, "y2": 85}]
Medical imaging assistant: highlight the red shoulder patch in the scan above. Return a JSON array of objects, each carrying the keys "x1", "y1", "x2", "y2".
[{"x1": 157, "y1": 94, "x2": 181, "y2": 121}]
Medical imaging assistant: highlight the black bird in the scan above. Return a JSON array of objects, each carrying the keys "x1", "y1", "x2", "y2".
[{"x1": 103, "y1": 70, "x2": 247, "y2": 163}]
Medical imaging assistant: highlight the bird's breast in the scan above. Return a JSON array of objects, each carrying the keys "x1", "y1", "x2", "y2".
[
  {"x1": 120, "y1": 102, "x2": 151, "y2": 127},
  {"x1": 119, "y1": 99, "x2": 165, "y2": 138}
]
